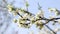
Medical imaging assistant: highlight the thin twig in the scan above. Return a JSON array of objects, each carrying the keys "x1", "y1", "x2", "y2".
[{"x1": 45, "y1": 25, "x2": 56, "y2": 34}]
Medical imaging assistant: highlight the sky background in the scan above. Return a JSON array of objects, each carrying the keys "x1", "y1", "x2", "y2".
[{"x1": 1, "y1": 0, "x2": 60, "y2": 34}]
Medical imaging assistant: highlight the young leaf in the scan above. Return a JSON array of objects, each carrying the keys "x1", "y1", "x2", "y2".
[
  {"x1": 13, "y1": 19, "x2": 17, "y2": 23},
  {"x1": 7, "y1": 4, "x2": 13, "y2": 12},
  {"x1": 25, "y1": 1, "x2": 29, "y2": 7},
  {"x1": 48, "y1": 8, "x2": 57, "y2": 12},
  {"x1": 55, "y1": 10, "x2": 60, "y2": 16},
  {"x1": 39, "y1": 24, "x2": 43, "y2": 29},
  {"x1": 36, "y1": 10, "x2": 44, "y2": 18}
]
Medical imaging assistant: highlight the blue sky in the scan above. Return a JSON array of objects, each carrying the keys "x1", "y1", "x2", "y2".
[
  {"x1": 13, "y1": 0, "x2": 60, "y2": 17},
  {"x1": 5, "y1": 0, "x2": 60, "y2": 34}
]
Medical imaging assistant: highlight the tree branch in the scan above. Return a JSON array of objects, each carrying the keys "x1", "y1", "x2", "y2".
[{"x1": 45, "y1": 25, "x2": 56, "y2": 34}]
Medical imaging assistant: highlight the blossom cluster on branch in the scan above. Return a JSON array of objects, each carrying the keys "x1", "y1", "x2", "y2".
[{"x1": 1, "y1": 0, "x2": 60, "y2": 34}]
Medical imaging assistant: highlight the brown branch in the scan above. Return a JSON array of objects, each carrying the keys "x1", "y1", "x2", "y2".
[
  {"x1": 16, "y1": 12, "x2": 23, "y2": 18},
  {"x1": 49, "y1": 18, "x2": 60, "y2": 21},
  {"x1": 45, "y1": 25, "x2": 56, "y2": 34},
  {"x1": 17, "y1": 11, "x2": 60, "y2": 25},
  {"x1": 1, "y1": 0, "x2": 58, "y2": 34},
  {"x1": 11, "y1": 5, "x2": 60, "y2": 34}
]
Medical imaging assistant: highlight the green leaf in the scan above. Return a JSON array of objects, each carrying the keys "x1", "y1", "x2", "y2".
[
  {"x1": 36, "y1": 21, "x2": 44, "y2": 30},
  {"x1": 55, "y1": 11, "x2": 60, "y2": 16},
  {"x1": 13, "y1": 19, "x2": 17, "y2": 23},
  {"x1": 48, "y1": 8, "x2": 57, "y2": 12},
  {"x1": 26, "y1": 2, "x2": 29, "y2": 7},
  {"x1": 39, "y1": 24, "x2": 43, "y2": 29}
]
